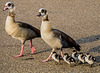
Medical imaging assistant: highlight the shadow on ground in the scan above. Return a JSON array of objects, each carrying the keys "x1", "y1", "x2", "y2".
[
  {"x1": 76, "y1": 35, "x2": 100, "y2": 44},
  {"x1": 34, "y1": 49, "x2": 52, "y2": 54},
  {"x1": 22, "y1": 58, "x2": 34, "y2": 60},
  {"x1": 87, "y1": 46, "x2": 100, "y2": 53}
]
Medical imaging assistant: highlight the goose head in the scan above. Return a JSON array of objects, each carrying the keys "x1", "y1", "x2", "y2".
[
  {"x1": 3, "y1": 2, "x2": 14, "y2": 11},
  {"x1": 37, "y1": 8, "x2": 48, "y2": 20}
]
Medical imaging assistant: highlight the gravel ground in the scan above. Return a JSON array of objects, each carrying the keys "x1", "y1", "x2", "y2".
[{"x1": 0, "y1": 0, "x2": 100, "y2": 73}]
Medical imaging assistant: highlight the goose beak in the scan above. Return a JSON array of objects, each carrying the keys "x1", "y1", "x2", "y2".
[
  {"x1": 3, "y1": 6, "x2": 8, "y2": 11},
  {"x1": 37, "y1": 13, "x2": 41, "y2": 18}
]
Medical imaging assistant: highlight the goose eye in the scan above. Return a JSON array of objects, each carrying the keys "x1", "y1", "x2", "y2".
[
  {"x1": 8, "y1": 3, "x2": 11, "y2": 7},
  {"x1": 41, "y1": 10, "x2": 44, "y2": 13}
]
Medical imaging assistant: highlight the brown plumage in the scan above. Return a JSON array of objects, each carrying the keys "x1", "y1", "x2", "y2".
[
  {"x1": 3, "y1": 2, "x2": 40, "y2": 57},
  {"x1": 17, "y1": 21, "x2": 40, "y2": 38},
  {"x1": 53, "y1": 29, "x2": 80, "y2": 50},
  {"x1": 37, "y1": 8, "x2": 80, "y2": 62}
]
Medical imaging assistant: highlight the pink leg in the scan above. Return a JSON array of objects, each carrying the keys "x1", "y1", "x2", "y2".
[
  {"x1": 42, "y1": 50, "x2": 54, "y2": 62},
  {"x1": 61, "y1": 51, "x2": 64, "y2": 59},
  {"x1": 30, "y1": 40, "x2": 36, "y2": 54},
  {"x1": 14, "y1": 44, "x2": 24, "y2": 57},
  {"x1": 60, "y1": 48, "x2": 64, "y2": 59}
]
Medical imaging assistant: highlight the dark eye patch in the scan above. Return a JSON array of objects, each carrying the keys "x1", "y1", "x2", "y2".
[
  {"x1": 8, "y1": 3, "x2": 11, "y2": 6},
  {"x1": 41, "y1": 10, "x2": 44, "y2": 13}
]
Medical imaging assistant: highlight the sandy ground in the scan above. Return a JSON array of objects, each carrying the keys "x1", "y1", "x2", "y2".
[{"x1": 0, "y1": 0, "x2": 100, "y2": 73}]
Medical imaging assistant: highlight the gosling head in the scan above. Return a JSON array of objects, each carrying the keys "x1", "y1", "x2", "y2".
[{"x1": 64, "y1": 53, "x2": 69, "y2": 58}]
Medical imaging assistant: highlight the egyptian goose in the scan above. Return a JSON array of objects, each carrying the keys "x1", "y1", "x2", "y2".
[
  {"x1": 52, "y1": 51, "x2": 61, "y2": 63},
  {"x1": 63, "y1": 53, "x2": 76, "y2": 67},
  {"x1": 78, "y1": 52, "x2": 85, "y2": 64},
  {"x1": 71, "y1": 50, "x2": 79, "y2": 62},
  {"x1": 85, "y1": 53, "x2": 96, "y2": 67},
  {"x1": 3, "y1": 2, "x2": 40, "y2": 57},
  {"x1": 37, "y1": 8, "x2": 80, "y2": 62}
]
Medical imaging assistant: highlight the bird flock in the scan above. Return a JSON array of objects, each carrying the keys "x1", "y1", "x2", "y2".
[
  {"x1": 52, "y1": 50, "x2": 96, "y2": 67},
  {"x1": 3, "y1": 2, "x2": 96, "y2": 67}
]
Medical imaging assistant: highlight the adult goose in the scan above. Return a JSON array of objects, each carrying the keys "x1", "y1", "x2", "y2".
[
  {"x1": 3, "y1": 2, "x2": 40, "y2": 57},
  {"x1": 37, "y1": 8, "x2": 80, "y2": 62}
]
